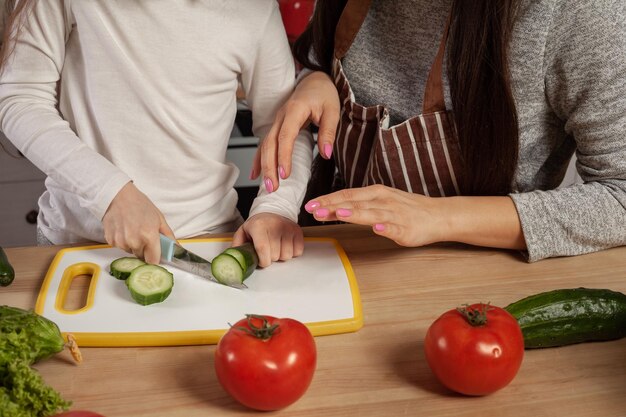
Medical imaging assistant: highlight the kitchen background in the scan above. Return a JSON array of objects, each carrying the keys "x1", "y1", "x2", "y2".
[{"x1": 0, "y1": 0, "x2": 581, "y2": 247}]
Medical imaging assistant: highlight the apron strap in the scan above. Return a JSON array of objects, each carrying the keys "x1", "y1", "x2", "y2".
[
  {"x1": 422, "y1": 14, "x2": 451, "y2": 114},
  {"x1": 334, "y1": 0, "x2": 373, "y2": 60}
]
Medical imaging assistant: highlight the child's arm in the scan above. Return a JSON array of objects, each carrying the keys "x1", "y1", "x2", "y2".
[
  {"x1": 0, "y1": 1, "x2": 171, "y2": 261},
  {"x1": 0, "y1": 1, "x2": 131, "y2": 221},
  {"x1": 234, "y1": 3, "x2": 314, "y2": 267}
]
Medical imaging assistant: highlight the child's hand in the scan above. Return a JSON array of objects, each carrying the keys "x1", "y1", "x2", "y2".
[
  {"x1": 232, "y1": 213, "x2": 304, "y2": 268},
  {"x1": 102, "y1": 182, "x2": 175, "y2": 264}
]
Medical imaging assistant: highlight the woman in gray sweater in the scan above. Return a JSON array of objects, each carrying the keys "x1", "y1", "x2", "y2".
[{"x1": 256, "y1": 0, "x2": 626, "y2": 262}]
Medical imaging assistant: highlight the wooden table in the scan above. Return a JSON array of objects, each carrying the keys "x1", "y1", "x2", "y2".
[{"x1": 2, "y1": 224, "x2": 625, "y2": 417}]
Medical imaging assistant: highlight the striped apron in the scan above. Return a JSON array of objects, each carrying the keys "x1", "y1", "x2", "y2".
[{"x1": 331, "y1": 0, "x2": 462, "y2": 197}]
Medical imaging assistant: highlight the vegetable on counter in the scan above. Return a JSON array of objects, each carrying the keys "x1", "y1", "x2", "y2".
[
  {"x1": 0, "y1": 306, "x2": 82, "y2": 417},
  {"x1": 0, "y1": 305, "x2": 81, "y2": 364},
  {"x1": 505, "y1": 287, "x2": 626, "y2": 348},
  {"x1": 424, "y1": 303, "x2": 524, "y2": 396},
  {"x1": 0, "y1": 246, "x2": 16, "y2": 287},
  {"x1": 215, "y1": 314, "x2": 317, "y2": 411},
  {"x1": 1, "y1": 360, "x2": 71, "y2": 417},
  {"x1": 211, "y1": 243, "x2": 259, "y2": 287}
]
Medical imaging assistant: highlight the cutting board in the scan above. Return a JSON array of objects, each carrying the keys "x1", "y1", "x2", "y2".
[{"x1": 35, "y1": 237, "x2": 362, "y2": 347}]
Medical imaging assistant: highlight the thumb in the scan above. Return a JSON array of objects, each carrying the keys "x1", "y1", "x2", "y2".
[
  {"x1": 159, "y1": 217, "x2": 176, "y2": 240},
  {"x1": 231, "y1": 226, "x2": 249, "y2": 247}
]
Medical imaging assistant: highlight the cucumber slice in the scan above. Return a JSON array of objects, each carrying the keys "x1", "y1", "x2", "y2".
[
  {"x1": 109, "y1": 257, "x2": 146, "y2": 280},
  {"x1": 126, "y1": 264, "x2": 174, "y2": 305},
  {"x1": 211, "y1": 253, "x2": 246, "y2": 286},
  {"x1": 223, "y1": 243, "x2": 259, "y2": 280}
]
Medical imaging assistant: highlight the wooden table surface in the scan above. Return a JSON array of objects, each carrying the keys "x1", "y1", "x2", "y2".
[{"x1": 2, "y1": 224, "x2": 625, "y2": 417}]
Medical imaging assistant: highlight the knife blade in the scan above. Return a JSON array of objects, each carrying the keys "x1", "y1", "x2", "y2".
[{"x1": 159, "y1": 234, "x2": 245, "y2": 289}]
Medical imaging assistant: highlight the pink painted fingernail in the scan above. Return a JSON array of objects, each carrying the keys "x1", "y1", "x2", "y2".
[
  {"x1": 374, "y1": 223, "x2": 385, "y2": 232},
  {"x1": 315, "y1": 208, "x2": 330, "y2": 218},
  {"x1": 305, "y1": 200, "x2": 320, "y2": 212},
  {"x1": 279, "y1": 166, "x2": 286, "y2": 179},
  {"x1": 336, "y1": 208, "x2": 352, "y2": 217},
  {"x1": 264, "y1": 177, "x2": 274, "y2": 193},
  {"x1": 324, "y1": 143, "x2": 333, "y2": 159},
  {"x1": 249, "y1": 167, "x2": 257, "y2": 180}
]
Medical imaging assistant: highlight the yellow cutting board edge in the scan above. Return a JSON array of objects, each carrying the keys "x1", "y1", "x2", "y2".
[{"x1": 35, "y1": 237, "x2": 363, "y2": 347}]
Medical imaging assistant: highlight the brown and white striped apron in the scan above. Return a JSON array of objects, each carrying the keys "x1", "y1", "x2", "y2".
[{"x1": 332, "y1": 0, "x2": 462, "y2": 197}]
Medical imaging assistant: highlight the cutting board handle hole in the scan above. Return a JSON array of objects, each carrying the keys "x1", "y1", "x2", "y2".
[{"x1": 55, "y1": 263, "x2": 100, "y2": 314}]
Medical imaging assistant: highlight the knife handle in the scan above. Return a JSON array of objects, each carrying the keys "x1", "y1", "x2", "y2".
[{"x1": 159, "y1": 234, "x2": 175, "y2": 262}]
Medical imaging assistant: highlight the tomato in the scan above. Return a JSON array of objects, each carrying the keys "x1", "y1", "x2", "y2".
[
  {"x1": 53, "y1": 412, "x2": 106, "y2": 417},
  {"x1": 424, "y1": 303, "x2": 524, "y2": 396},
  {"x1": 214, "y1": 314, "x2": 317, "y2": 411}
]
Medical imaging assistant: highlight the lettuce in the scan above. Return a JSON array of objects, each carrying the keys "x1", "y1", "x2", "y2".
[
  {"x1": 0, "y1": 306, "x2": 72, "y2": 417},
  {"x1": 0, "y1": 360, "x2": 70, "y2": 417}
]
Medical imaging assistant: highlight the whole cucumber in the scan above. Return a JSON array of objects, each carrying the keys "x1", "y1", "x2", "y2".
[
  {"x1": 505, "y1": 288, "x2": 626, "y2": 348},
  {"x1": 0, "y1": 246, "x2": 15, "y2": 287}
]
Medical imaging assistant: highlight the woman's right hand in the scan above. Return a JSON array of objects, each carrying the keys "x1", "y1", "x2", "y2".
[
  {"x1": 252, "y1": 71, "x2": 340, "y2": 191},
  {"x1": 102, "y1": 182, "x2": 175, "y2": 264}
]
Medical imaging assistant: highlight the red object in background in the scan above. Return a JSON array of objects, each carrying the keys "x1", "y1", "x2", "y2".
[{"x1": 278, "y1": 0, "x2": 315, "y2": 43}]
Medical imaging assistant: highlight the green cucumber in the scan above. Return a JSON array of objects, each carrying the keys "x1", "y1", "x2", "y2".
[
  {"x1": 0, "y1": 246, "x2": 15, "y2": 287},
  {"x1": 223, "y1": 243, "x2": 259, "y2": 280},
  {"x1": 505, "y1": 288, "x2": 626, "y2": 348},
  {"x1": 109, "y1": 257, "x2": 146, "y2": 280},
  {"x1": 211, "y1": 253, "x2": 246, "y2": 286},
  {"x1": 126, "y1": 264, "x2": 174, "y2": 305}
]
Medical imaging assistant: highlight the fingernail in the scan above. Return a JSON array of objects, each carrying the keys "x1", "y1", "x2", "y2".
[
  {"x1": 336, "y1": 208, "x2": 352, "y2": 217},
  {"x1": 305, "y1": 200, "x2": 320, "y2": 212},
  {"x1": 264, "y1": 177, "x2": 274, "y2": 193},
  {"x1": 324, "y1": 143, "x2": 333, "y2": 159},
  {"x1": 249, "y1": 168, "x2": 257, "y2": 180},
  {"x1": 279, "y1": 166, "x2": 286, "y2": 179},
  {"x1": 374, "y1": 223, "x2": 385, "y2": 232},
  {"x1": 315, "y1": 208, "x2": 330, "y2": 218}
]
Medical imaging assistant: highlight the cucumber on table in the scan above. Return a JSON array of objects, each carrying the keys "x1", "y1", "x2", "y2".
[
  {"x1": 109, "y1": 257, "x2": 146, "y2": 280},
  {"x1": 126, "y1": 264, "x2": 174, "y2": 306},
  {"x1": 0, "y1": 246, "x2": 15, "y2": 287},
  {"x1": 212, "y1": 243, "x2": 259, "y2": 286},
  {"x1": 505, "y1": 287, "x2": 626, "y2": 348}
]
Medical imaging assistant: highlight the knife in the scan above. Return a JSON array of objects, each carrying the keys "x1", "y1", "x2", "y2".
[{"x1": 159, "y1": 234, "x2": 245, "y2": 289}]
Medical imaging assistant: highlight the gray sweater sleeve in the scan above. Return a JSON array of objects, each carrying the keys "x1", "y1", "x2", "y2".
[{"x1": 509, "y1": 0, "x2": 626, "y2": 262}]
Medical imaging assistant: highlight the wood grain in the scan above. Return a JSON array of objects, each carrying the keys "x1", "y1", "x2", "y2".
[{"x1": 2, "y1": 224, "x2": 625, "y2": 417}]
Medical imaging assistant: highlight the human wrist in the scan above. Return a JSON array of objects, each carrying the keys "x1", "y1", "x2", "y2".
[{"x1": 433, "y1": 196, "x2": 466, "y2": 243}]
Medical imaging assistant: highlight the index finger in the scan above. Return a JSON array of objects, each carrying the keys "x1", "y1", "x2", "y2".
[
  {"x1": 276, "y1": 102, "x2": 313, "y2": 181},
  {"x1": 304, "y1": 186, "x2": 387, "y2": 213}
]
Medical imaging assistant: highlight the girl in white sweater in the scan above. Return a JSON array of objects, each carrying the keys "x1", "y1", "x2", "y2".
[{"x1": 0, "y1": 0, "x2": 313, "y2": 267}]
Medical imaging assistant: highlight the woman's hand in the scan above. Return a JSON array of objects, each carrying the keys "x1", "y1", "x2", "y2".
[
  {"x1": 102, "y1": 182, "x2": 175, "y2": 264},
  {"x1": 252, "y1": 71, "x2": 340, "y2": 191},
  {"x1": 304, "y1": 185, "x2": 449, "y2": 247},
  {"x1": 232, "y1": 213, "x2": 304, "y2": 268},
  {"x1": 304, "y1": 185, "x2": 526, "y2": 250}
]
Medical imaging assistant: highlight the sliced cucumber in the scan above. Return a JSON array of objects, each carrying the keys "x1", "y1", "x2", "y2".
[
  {"x1": 126, "y1": 264, "x2": 174, "y2": 306},
  {"x1": 109, "y1": 257, "x2": 146, "y2": 280},
  {"x1": 223, "y1": 243, "x2": 259, "y2": 280},
  {"x1": 211, "y1": 253, "x2": 247, "y2": 286}
]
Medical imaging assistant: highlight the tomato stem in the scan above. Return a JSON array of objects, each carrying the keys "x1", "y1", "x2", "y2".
[
  {"x1": 457, "y1": 303, "x2": 491, "y2": 327},
  {"x1": 234, "y1": 314, "x2": 280, "y2": 340}
]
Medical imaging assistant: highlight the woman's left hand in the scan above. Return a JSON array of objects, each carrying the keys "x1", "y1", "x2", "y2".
[
  {"x1": 304, "y1": 185, "x2": 448, "y2": 247},
  {"x1": 232, "y1": 213, "x2": 304, "y2": 268}
]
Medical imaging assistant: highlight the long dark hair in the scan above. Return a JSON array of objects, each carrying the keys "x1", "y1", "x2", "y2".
[{"x1": 294, "y1": 0, "x2": 519, "y2": 199}]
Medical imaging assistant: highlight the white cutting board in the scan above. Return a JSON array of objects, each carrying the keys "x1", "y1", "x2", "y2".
[{"x1": 35, "y1": 237, "x2": 362, "y2": 347}]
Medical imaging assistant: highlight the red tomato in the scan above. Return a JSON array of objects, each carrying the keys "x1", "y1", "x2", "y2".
[
  {"x1": 424, "y1": 303, "x2": 524, "y2": 396},
  {"x1": 215, "y1": 314, "x2": 317, "y2": 411},
  {"x1": 53, "y1": 412, "x2": 106, "y2": 417}
]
